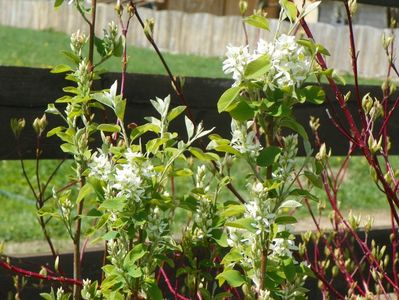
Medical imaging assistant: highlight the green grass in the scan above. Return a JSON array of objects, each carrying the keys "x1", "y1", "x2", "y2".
[{"x1": 0, "y1": 25, "x2": 226, "y2": 78}]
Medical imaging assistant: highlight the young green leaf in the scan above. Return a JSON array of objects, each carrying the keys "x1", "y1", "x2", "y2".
[
  {"x1": 257, "y1": 146, "x2": 281, "y2": 167},
  {"x1": 244, "y1": 14, "x2": 269, "y2": 30},
  {"x1": 50, "y1": 64, "x2": 72, "y2": 74},
  {"x1": 97, "y1": 124, "x2": 121, "y2": 133},
  {"x1": 217, "y1": 86, "x2": 242, "y2": 113},
  {"x1": 216, "y1": 270, "x2": 245, "y2": 287},
  {"x1": 244, "y1": 54, "x2": 271, "y2": 79}
]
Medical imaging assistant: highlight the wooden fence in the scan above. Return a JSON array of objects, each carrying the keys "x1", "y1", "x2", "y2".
[
  {"x1": 1, "y1": 66, "x2": 399, "y2": 160},
  {"x1": 0, "y1": 0, "x2": 399, "y2": 78}
]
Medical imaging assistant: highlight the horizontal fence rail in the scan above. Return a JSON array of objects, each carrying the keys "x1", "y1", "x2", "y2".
[
  {"x1": 356, "y1": 0, "x2": 399, "y2": 7},
  {"x1": 0, "y1": 66, "x2": 398, "y2": 159}
]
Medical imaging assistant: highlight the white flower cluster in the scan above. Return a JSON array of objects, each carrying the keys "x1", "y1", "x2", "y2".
[
  {"x1": 89, "y1": 148, "x2": 155, "y2": 203},
  {"x1": 223, "y1": 34, "x2": 312, "y2": 88},
  {"x1": 192, "y1": 165, "x2": 214, "y2": 239},
  {"x1": 230, "y1": 120, "x2": 262, "y2": 157},
  {"x1": 226, "y1": 180, "x2": 298, "y2": 294}
]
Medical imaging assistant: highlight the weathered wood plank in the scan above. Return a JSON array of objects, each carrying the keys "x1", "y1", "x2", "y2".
[{"x1": 0, "y1": 66, "x2": 397, "y2": 159}]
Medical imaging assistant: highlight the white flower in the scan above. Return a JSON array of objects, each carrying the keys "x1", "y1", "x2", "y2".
[
  {"x1": 89, "y1": 151, "x2": 112, "y2": 181},
  {"x1": 230, "y1": 120, "x2": 262, "y2": 156},
  {"x1": 112, "y1": 163, "x2": 144, "y2": 201},
  {"x1": 223, "y1": 45, "x2": 252, "y2": 85}
]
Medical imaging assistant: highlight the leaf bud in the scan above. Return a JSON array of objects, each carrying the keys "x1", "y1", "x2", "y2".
[
  {"x1": 127, "y1": 2, "x2": 135, "y2": 16},
  {"x1": 309, "y1": 116, "x2": 320, "y2": 132},
  {"x1": 361, "y1": 93, "x2": 373, "y2": 114},
  {"x1": 316, "y1": 143, "x2": 330, "y2": 161},
  {"x1": 332, "y1": 265, "x2": 339, "y2": 278},
  {"x1": 32, "y1": 114, "x2": 48, "y2": 137},
  {"x1": 115, "y1": 0, "x2": 123, "y2": 16},
  {"x1": 239, "y1": 0, "x2": 248, "y2": 15},
  {"x1": 344, "y1": 91, "x2": 351, "y2": 103},
  {"x1": 364, "y1": 216, "x2": 374, "y2": 233},
  {"x1": 10, "y1": 118, "x2": 26, "y2": 139},
  {"x1": 384, "y1": 255, "x2": 390, "y2": 268},
  {"x1": 368, "y1": 135, "x2": 382, "y2": 155},
  {"x1": 348, "y1": 0, "x2": 357, "y2": 16},
  {"x1": 54, "y1": 256, "x2": 60, "y2": 272},
  {"x1": 144, "y1": 18, "x2": 155, "y2": 39},
  {"x1": 382, "y1": 33, "x2": 394, "y2": 50}
]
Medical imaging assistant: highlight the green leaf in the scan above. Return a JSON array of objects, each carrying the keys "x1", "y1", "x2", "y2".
[
  {"x1": 125, "y1": 244, "x2": 146, "y2": 264},
  {"x1": 185, "y1": 116, "x2": 194, "y2": 139},
  {"x1": 215, "y1": 144, "x2": 241, "y2": 156},
  {"x1": 189, "y1": 147, "x2": 219, "y2": 162},
  {"x1": 304, "y1": 170, "x2": 323, "y2": 189},
  {"x1": 54, "y1": 0, "x2": 64, "y2": 8},
  {"x1": 280, "y1": 117, "x2": 309, "y2": 141},
  {"x1": 61, "y1": 50, "x2": 80, "y2": 64},
  {"x1": 226, "y1": 218, "x2": 256, "y2": 233},
  {"x1": 279, "y1": 200, "x2": 302, "y2": 209},
  {"x1": 130, "y1": 123, "x2": 160, "y2": 141},
  {"x1": 256, "y1": 146, "x2": 281, "y2": 167},
  {"x1": 46, "y1": 126, "x2": 64, "y2": 137},
  {"x1": 146, "y1": 282, "x2": 163, "y2": 300},
  {"x1": 102, "y1": 231, "x2": 118, "y2": 240},
  {"x1": 289, "y1": 188, "x2": 318, "y2": 201},
  {"x1": 113, "y1": 36, "x2": 123, "y2": 57},
  {"x1": 229, "y1": 100, "x2": 255, "y2": 122},
  {"x1": 50, "y1": 64, "x2": 72, "y2": 74},
  {"x1": 94, "y1": 36, "x2": 106, "y2": 57},
  {"x1": 217, "y1": 86, "x2": 242, "y2": 113},
  {"x1": 167, "y1": 106, "x2": 186, "y2": 122},
  {"x1": 86, "y1": 208, "x2": 102, "y2": 217},
  {"x1": 127, "y1": 266, "x2": 142, "y2": 278},
  {"x1": 60, "y1": 143, "x2": 77, "y2": 154},
  {"x1": 244, "y1": 54, "x2": 271, "y2": 79},
  {"x1": 283, "y1": 258, "x2": 297, "y2": 282},
  {"x1": 115, "y1": 98, "x2": 126, "y2": 120},
  {"x1": 275, "y1": 215, "x2": 297, "y2": 224},
  {"x1": 100, "y1": 198, "x2": 126, "y2": 211},
  {"x1": 244, "y1": 14, "x2": 269, "y2": 30},
  {"x1": 221, "y1": 204, "x2": 245, "y2": 218},
  {"x1": 77, "y1": 183, "x2": 92, "y2": 203},
  {"x1": 216, "y1": 270, "x2": 245, "y2": 287},
  {"x1": 222, "y1": 249, "x2": 243, "y2": 265},
  {"x1": 280, "y1": 0, "x2": 297, "y2": 22},
  {"x1": 299, "y1": 85, "x2": 325, "y2": 105},
  {"x1": 211, "y1": 230, "x2": 228, "y2": 247},
  {"x1": 92, "y1": 93, "x2": 113, "y2": 108},
  {"x1": 97, "y1": 124, "x2": 121, "y2": 133}
]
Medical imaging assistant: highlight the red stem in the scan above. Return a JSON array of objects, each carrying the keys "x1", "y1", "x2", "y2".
[
  {"x1": 159, "y1": 267, "x2": 189, "y2": 300},
  {"x1": 0, "y1": 259, "x2": 83, "y2": 286}
]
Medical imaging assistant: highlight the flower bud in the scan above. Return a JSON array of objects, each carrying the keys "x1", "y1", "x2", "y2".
[{"x1": 10, "y1": 118, "x2": 26, "y2": 139}]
